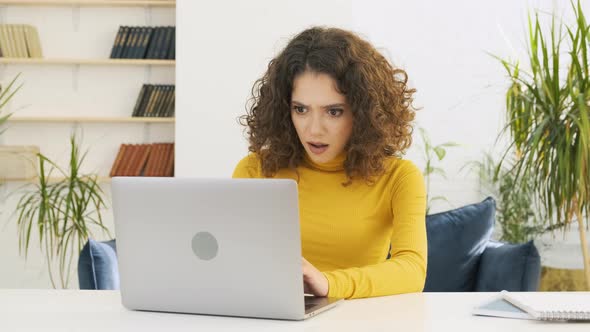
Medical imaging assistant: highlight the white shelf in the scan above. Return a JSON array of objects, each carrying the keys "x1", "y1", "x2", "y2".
[
  {"x1": 8, "y1": 116, "x2": 175, "y2": 123},
  {"x1": 0, "y1": 0, "x2": 176, "y2": 190},
  {"x1": 8, "y1": 176, "x2": 171, "y2": 184},
  {"x1": 0, "y1": 58, "x2": 175, "y2": 66},
  {"x1": 0, "y1": 0, "x2": 175, "y2": 7},
  {"x1": 4, "y1": 176, "x2": 113, "y2": 183}
]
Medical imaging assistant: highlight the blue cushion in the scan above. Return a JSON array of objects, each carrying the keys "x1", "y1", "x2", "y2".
[
  {"x1": 78, "y1": 239, "x2": 120, "y2": 290},
  {"x1": 423, "y1": 197, "x2": 495, "y2": 292},
  {"x1": 475, "y1": 240, "x2": 541, "y2": 291}
]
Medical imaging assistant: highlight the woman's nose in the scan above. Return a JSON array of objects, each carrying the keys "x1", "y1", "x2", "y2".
[{"x1": 307, "y1": 113, "x2": 324, "y2": 136}]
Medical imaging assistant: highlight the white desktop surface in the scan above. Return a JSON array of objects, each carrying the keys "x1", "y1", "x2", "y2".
[{"x1": 1, "y1": 289, "x2": 588, "y2": 331}]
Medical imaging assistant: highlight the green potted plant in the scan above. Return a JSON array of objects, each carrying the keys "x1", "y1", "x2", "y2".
[
  {"x1": 497, "y1": 0, "x2": 590, "y2": 287},
  {"x1": 417, "y1": 127, "x2": 459, "y2": 214},
  {"x1": 0, "y1": 73, "x2": 22, "y2": 134},
  {"x1": 14, "y1": 135, "x2": 111, "y2": 288},
  {"x1": 466, "y1": 152, "x2": 545, "y2": 244},
  {"x1": 0, "y1": 74, "x2": 39, "y2": 182}
]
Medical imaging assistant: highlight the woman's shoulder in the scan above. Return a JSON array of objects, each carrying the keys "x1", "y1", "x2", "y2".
[
  {"x1": 384, "y1": 156, "x2": 421, "y2": 174},
  {"x1": 237, "y1": 152, "x2": 261, "y2": 165},
  {"x1": 232, "y1": 153, "x2": 262, "y2": 178},
  {"x1": 378, "y1": 157, "x2": 425, "y2": 198},
  {"x1": 382, "y1": 157, "x2": 424, "y2": 184}
]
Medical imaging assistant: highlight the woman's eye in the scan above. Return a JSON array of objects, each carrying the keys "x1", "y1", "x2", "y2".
[
  {"x1": 328, "y1": 108, "x2": 343, "y2": 117},
  {"x1": 293, "y1": 106, "x2": 306, "y2": 114}
]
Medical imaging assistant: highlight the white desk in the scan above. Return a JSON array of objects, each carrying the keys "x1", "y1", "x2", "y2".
[{"x1": 1, "y1": 290, "x2": 588, "y2": 331}]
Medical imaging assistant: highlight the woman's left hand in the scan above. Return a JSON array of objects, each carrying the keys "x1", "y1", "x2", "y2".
[{"x1": 302, "y1": 257, "x2": 329, "y2": 297}]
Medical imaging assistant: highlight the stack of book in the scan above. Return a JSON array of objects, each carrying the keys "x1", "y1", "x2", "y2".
[
  {"x1": 0, "y1": 24, "x2": 42, "y2": 58},
  {"x1": 109, "y1": 26, "x2": 175, "y2": 59},
  {"x1": 110, "y1": 143, "x2": 174, "y2": 177},
  {"x1": 132, "y1": 84, "x2": 175, "y2": 117}
]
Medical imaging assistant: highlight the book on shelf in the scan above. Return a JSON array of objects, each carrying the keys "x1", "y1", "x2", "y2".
[
  {"x1": 0, "y1": 24, "x2": 42, "y2": 58},
  {"x1": 119, "y1": 26, "x2": 135, "y2": 59},
  {"x1": 110, "y1": 26, "x2": 128, "y2": 59},
  {"x1": 110, "y1": 25, "x2": 175, "y2": 60},
  {"x1": 110, "y1": 142, "x2": 174, "y2": 177},
  {"x1": 148, "y1": 26, "x2": 164, "y2": 59},
  {"x1": 132, "y1": 84, "x2": 175, "y2": 117},
  {"x1": 127, "y1": 26, "x2": 139, "y2": 59},
  {"x1": 144, "y1": 86, "x2": 159, "y2": 116},
  {"x1": 136, "y1": 27, "x2": 153, "y2": 59},
  {"x1": 168, "y1": 26, "x2": 175, "y2": 59}
]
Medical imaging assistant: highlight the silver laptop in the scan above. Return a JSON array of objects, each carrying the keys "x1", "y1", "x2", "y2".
[{"x1": 111, "y1": 177, "x2": 342, "y2": 320}]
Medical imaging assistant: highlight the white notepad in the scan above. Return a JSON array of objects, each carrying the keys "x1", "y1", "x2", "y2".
[
  {"x1": 501, "y1": 291, "x2": 590, "y2": 321},
  {"x1": 472, "y1": 294, "x2": 531, "y2": 320}
]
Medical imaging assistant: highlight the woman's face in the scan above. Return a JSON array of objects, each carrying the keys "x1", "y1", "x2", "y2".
[{"x1": 290, "y1": 71, "x2": 353, "y2": 164}]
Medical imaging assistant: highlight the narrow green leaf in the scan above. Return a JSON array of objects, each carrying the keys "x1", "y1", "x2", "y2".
[{"x1": 433, "y1": 146, "x2": 446, "y2": 160}]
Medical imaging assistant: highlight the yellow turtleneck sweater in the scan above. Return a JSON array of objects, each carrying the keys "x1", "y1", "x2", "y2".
[{"x1": 232, "y1": 152, "x2": 427, "y2": 299}]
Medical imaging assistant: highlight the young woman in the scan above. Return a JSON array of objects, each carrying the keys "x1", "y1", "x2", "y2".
[{"x1": 233, "y1": 27, "x2": 426, "y2": 299}]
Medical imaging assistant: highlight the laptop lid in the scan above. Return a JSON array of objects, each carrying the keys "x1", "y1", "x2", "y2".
[{"x1": 112, "y1": 177, "x2": 306, "y2": 320}]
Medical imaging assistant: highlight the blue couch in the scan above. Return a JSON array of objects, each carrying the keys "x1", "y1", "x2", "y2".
[
  {"x1": 78, "y1": 239, "x2": 119, "y2": 290},
  {"x1": 422, "y1": 197, "x2": 540, "y2": 292},
  {"x1": 78, "y1": 197, "x2": 541, "y2": 291}
]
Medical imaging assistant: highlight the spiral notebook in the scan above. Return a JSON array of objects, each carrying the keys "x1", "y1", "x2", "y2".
[{"x1": 500, "y1": 290, "x2": 590, "y2": 321}]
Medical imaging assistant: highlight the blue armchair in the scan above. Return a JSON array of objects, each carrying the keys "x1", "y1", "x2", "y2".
[
  {"x1": 422, "y1": 197, "x2": 540, "y2": 292},
  {"x1": 78, "y1": 239, "x2": 119, "y2": 290},
  {"x1": 78, "y1": 197, "x2": 540, "y2": 291}
]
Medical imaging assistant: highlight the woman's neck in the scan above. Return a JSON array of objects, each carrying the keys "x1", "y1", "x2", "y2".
[{"x1": 303, "y1": 151, "x2": 346, "y2": 172}]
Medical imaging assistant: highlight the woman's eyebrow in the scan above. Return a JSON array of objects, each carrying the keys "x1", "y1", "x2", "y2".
[
  {"x1": 321, "y1": 103, "x2": 346, "y2": 109},
  {"x1": 291, "y1": 100, "x2": 347, "y2": 109}
]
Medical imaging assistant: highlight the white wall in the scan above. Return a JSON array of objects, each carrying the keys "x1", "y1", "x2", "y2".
[
  {"x1": 2, "y1": 0, "x2": 587, "y2": 288},
  {"x1": 350, "y1": 0, "x2": 534, "y2": 212},
  {"x1": 0, "y1": 5, "x2": 175, "y2": 288},
  {"x1": 176, "y1": 0, "x2": 583, "y2": 212},
  {"x1": 176, "y1": 0, "x2": 353, "y2": 178}
]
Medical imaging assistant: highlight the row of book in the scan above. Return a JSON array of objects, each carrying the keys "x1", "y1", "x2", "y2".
[
  {"x1": 110, "y1": 143, "x2": 174, "y2": 177},
  {"x1": 132, "y1": 84, "x2": 175, "y2": 118},
  {"x1": 110, "y1": 26, "x2": 175, "y2": 59},
  {"x1": 0, "y1": 24, "x2": 42, "y2": 58}
]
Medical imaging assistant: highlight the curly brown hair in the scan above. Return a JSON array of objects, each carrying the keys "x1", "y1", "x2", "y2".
[{"x1": 240, "y1": 26, "x2": 417, "y2": 184}]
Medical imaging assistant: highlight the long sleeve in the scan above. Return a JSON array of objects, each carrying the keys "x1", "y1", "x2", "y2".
[
  {"x1": 231, "y1": 153, "x2": 428, "y2": 299},
  {"x1": 232, "y1": 154, "x2": 262, "y2": 179},
  {"x1": 322, "y1": 165, "x2": 427, "y2": 299}
]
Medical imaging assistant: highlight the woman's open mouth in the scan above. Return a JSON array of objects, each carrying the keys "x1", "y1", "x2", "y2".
[{"x1": 308, "y1": 142, "x2": 329, "y2": 155}]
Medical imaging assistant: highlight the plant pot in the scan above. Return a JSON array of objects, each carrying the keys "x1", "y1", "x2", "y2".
[
  {"x1": 539, "y1": 266, "x2": 588, "y2": 291},
  {"x1": 535, "y1": 222, "x2": 590, "y2": 291}
]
